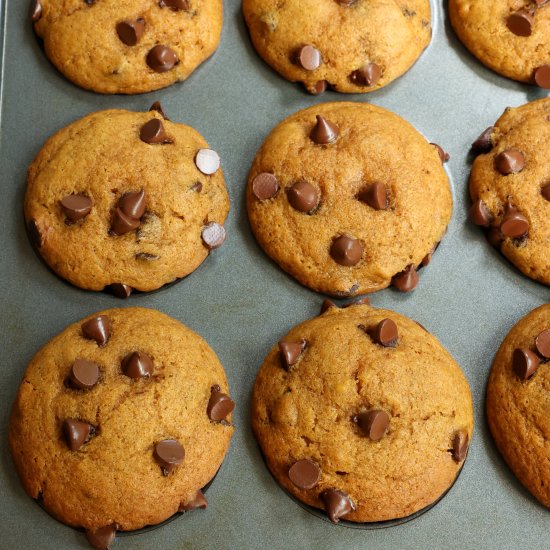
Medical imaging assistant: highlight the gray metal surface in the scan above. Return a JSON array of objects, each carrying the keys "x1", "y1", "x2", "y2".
[{"x1": 1, "y1": 1, "x2": 549, "y2": 548}]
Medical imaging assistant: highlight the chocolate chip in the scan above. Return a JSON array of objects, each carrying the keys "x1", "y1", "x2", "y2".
[
  {"x1": 27, "y1": 219, "x2": 44, "y2": 248},
  {"x1": 140, "y1": 119, "x2": 172, "y2": 144},
  {"x1": 85, "y1": 524, "x2": 117, "y2": 550},
  {"x1": 451, "y1": 431, "x2": 469, "y2": 463},
  {"x1": 116, "y1": 18, "x2": 145, "y2": 46},
  {"x1": 469, "y1": 199, "x2": 492, "y2": 227},
  {"x1": 111, "y1": 207, "x2": 140, "y2": 235},
  {"x1": 534, "y1": 65, "x2": 550, "y2": 88},
  {"x1": 320, "y1": 299, "x2": 337, "y2": 313},
  {"x1": 207, "y1": 385, "x2": 235, "y2": 421},
  {"x1": 201, "y1": 222, "x2": 226, "y2": 250},
  {"x1": 391, "y1": 264, "x2": 419, "y2": 292},
  {"x1": 190, "y1": 181, "x2": 203, "y2": 193},
  {"x1": 431, "y1": 143, "x2": 450, "y2": 163},
  {"x1": 494, "y1": 149, "x2": 525, "y2": 175},
  {"x1": 513, "y1": 348, "x2": 540, "y2": 379},
  {"x1": 279, "y1": 339, "x2": 307, "y2": 369},
  {"x1": 82, "y1": 315, "x2": 112, "y2": 346},
  {"x1": 69, "y1": 359, "x2": 100, "y2": 390},
  {"x1": 542, "y1": 183, "x2": 550, "y2": 202},
  {"x1": 330, "y1": 236, "x2": 363, "y2": 266},
  {"x1": 420, "y1": 245, "x2": 435, "y2": 267},
  {"x1": 320, "y1": 489, "x2": 356, "y2": 523},
  {"x1": 350, "y1": 63, "x2": 381, "y2": 87},
  {"x1": 471, "y1": 126, "x2": 495, "y2": 154},
  {"x1": 60, "y1": 194, "x2": 92, "y2": 223},
  {"x1": 149, "y1": 101, "x2": 169, "y2": 120},
  {"x1": 535, "y1": 330, "x2": 550, "y2": 358},
  {"x1": 63, "y1": 419, "x2": 94, "y2": 451},
  {"x1": 122, "y1": 351, "x2": 154, "y2": 378},
  {"x1": 252, "y1": 173, "x2": 279, "y2": 200},
  {"x1": 296, "y1": 45, "x2": 321, "y2": 71},
  {"x1": 500, "y1": 206, "x2": 529, "y2": 238},
  {"x1": 345, "y1": 296, "x2": 370, "y2": 307},
  {"x1": 179, "y1": 490, "x2": 208, "y2": 512},
  {"x1": 159, "y1": 0, "x2": 190, "y2": 10},
  {"x1": 506, "y1": 10, "x2": 534, "y2": 37},
  {"x1": 118, "y1": 189, "x2": 146, "y2": 219},
  {"x1": 370, "y1": 319, "x2": 398, "y2": 347},
  {"x1": 154, "y1": 439, "x2": 185, "y2": 475},
  {"x1": 306, "y1": 80, "x2": 328, "y2": 95},
  {"x1": 354, "y1": 410, "x2": 390, "y2": 441},
  {"x1": 310, "y1": 115, "x2": 339, "y2": 145},
  {"x1": 335, "y1": 0, "x2": 357, "y2": 5},
  {"x1": 147, "y1": 45, "x2": 178, "y2": 73},
  {"x1": 287, "y1": 181, "x2": 319, "y2": 213},
  {"x1": 357, "y1": 182, "x2": 388, "y2": 210},
  {"x1": 195, "y1": 149, "x2": 220, "y2": 175},
  {"x1": 135, "y1": 252, "x2": 159, "y2": 261},
  {"x1": 487, "y1": 226, "x2": 504, "y2": 248},
  {"x1": 288, "y1": 459, "x2": 321, "y2": 489},
  {"x1": 30, "y1": 0, "x2": 42, "y2": 22},
  {"x1": 110, "y1": 283, "x2": 132, "y2": 298}
]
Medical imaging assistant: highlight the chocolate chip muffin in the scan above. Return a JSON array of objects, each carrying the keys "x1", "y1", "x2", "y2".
[
  {"x1": 9, "y1": 308, "x2": 235, "y2": 549},
  {"x1": 242, "y1": 0, "x2": 431, "y2": 94},
  {"x1": 25, "y1": 105, "x2": 229, "y2": 297},
  {"x1": 468, "y1": 98, "x2": 550, "y2": 286},
  {"x1": 30, "y1": 0, "x2": 223, "y2": 94},
  {"x1": 486, "y1": 304, "x2": 550, "y2": 507},
  {"x1": 246, "y1": 102, "x2": 452, "y2": 297},
  {"x1": 251, "y1": 302, "x2": 474, "y2": 523},
  {"x1": 449, "y1": 0, "x2": 550, "y2": 87}
]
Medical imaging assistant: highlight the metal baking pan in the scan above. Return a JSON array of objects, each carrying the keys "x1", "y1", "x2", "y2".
[{"x1": 1, "y1": 0, "x2": 549, "y2": 548}]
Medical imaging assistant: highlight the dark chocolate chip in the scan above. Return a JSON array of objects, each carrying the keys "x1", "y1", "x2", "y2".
[
  {"x1": 487, "y1": 226, "x2": 504, "y2": 248},
  {"x1": 500, "y1": 206, "x2": 529, "y2": 238},
  {"x1": 201, "y1": 222, "x2": 226, "y2": 250},
  {"x1": 252, "y1": 173, "x2": 279, "y2": 200},
  {"x1": 330, "y1": 236, "x2": 363, "y2": 266},
  {"x1": 149, "y1": 101, "x2": 169, "y2": 119},
  {"x1": 60, "y1": 194, "x2": 92, "y2": 223},
  {"x1": 357, "y1": 182, "x2": 388, "y2": 210},
  {"x1": 111, "y1": 207, "x2": 140, "y2": 235},
  {"x1": 354, "y1": 409, "x2": 390, "y2": 441},
  {"x1": 69, "y1": 359, "x2": 100, "y2": 390},
  {"x1": 178, "y1": 490, "x2": 208, "y2": 512},
  {"x1": 506, "y1": 9, "x2": 534, "y2": 37},
  {"x1": 391, "y1": 264, "x2": 419, "y2": 292},
  {"x1": 118, "y1": 189, "x2": 146, "y2": 220},
  {"x1": 195, "y1": 149, "x2": 220, "y2": 175},
  {"x1": 147, "y1": 45, "x2": 178, "y2": 73},
  {"x1": 320, "y1": 489, "x2": 356, "y2": 523},
  {"x1": 494, "y1": 149, "x2": 525, "y2": 175},
  {"x1": 320, "y1": 299, "x2": 337, "y2": 313},
  {"x1": 287, "y1": 181, "x2": 319, "y2": 213},
  {"x1": 116, "y1": 18, "x2": 145, "y2": 46},
  {"x1": 288, "y1": 459, "x2": 321, "y2": 489},
  {"x1": 154, "y1": 439, "x2": 185, "y2": 475},
  {"x1": 110, "y1": 283, "x2": 133, "y2": 298},
  {"x1": 159, "y1": 0, "x2": 190, "y2": 10},
  {"x1": 30, "y1": 0, "x2": 42, "y2": 22},
  {"x1": 306, "y1": 80, "x2": 328, "y2": 95},
  {"x1": 542, "y1": 183, "x2": 550, "y2": 202},
  {"x1": 451, "y1": 431, "x2": 469, "y2": 463},
  {"x1": 279, "y1": 339, "x2": 307, "y2": 369},
  {"x1": 135, "y1": 252, "x2": 159, "y2": 261},
  {"x1": 207, "y1": 385, "x2": 235, "y2": 422},
  {"x1": 85, "y1": 524, "x2": 117, "y2": 550},
  {"x1": 370, "y1": 319, "x2": 398, "y2": 347},
  {"x1": 310, "y1": 115, "x2": 339, "y2": 145},
  {"x1": 534, "y1": 65, "x2": 550, "y2": 88},
  {"x1": 471, "y1": 127, "x2": 494, "y2": 154},
  {"x1": 122, "y1": 351, "x2": 154, "y2": 379},
  {"x1": 82, "y1": 315, "x2": 112, "y2": 346},
  {"x1": 535, "y1": 330, "x2": 550, "y2": 358},
  {"x1": 296, "y1": 45, "x2": 321, "y2": 71},
  {"x1": 140, "y1": 119, "x2": 172, "y2": 144},
  {"x1": 27, "y1": 219, "x2": 44, "y2": 248},
  {"x1": 469, "y1": 199, "x2": 492, "y2": 227},
  {"x1": 513, "y1": 348, "x2": 540, "y2": 379},
  {"x1": 431, "y1": 143, "x2": 450, "y2": 163},
  {"x1": 350, "y1": 63, "x2": 381, "y2": 87},
  {"x1": 190, "y1": 181, "x2": 202, "y2": 193},
  {"x1": 63, "y1": 418, "x2": 94, "y2": 451}
]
